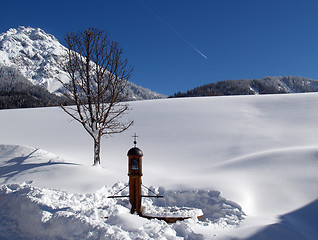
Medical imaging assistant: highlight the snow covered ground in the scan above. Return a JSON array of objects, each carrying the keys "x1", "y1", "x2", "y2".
[{"x1": 0, "y1": 93, "x2": 318, "y2": 239}]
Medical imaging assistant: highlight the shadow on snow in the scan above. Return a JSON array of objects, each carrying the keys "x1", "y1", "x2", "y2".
[
  {"x1": 246, "y1": 199, "x2": 318, "y2": 240},
  {"x1": 0, "y1": 147, "x2": 78, "y2": 184}
]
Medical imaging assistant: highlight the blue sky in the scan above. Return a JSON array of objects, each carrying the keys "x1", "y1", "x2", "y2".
[{"x1": 2, "y1": 0, "x2": 318, "y2": 95}]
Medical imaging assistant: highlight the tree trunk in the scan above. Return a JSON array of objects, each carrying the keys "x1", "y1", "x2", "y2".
[{"x1": 93, "y1": 137, "x2": 101, "y2": 165}]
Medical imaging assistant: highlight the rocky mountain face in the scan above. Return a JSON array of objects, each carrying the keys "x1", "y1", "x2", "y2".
[
  {"x1": 171, "y1": 76, "x2": 318, "y2": 98},
  {"x1": 0, "y1": 26, "x2": 165, "y2": 101}
]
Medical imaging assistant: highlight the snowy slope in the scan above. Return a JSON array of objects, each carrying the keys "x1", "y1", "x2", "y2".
[
  {"x1": 0, "y1": 26, "x2": 165, "y2": 100},
  {"x1": 0, "y1": 93, "x2": 318, "y2": 239}
]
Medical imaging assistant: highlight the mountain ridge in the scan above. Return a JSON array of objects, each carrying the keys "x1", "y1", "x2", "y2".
[
  {"x1": 0, "y1": 26, "x2": 165, "y2": 101},
  {"x1": 171, "y1": 76, "x2": 318, "y2": 98}
]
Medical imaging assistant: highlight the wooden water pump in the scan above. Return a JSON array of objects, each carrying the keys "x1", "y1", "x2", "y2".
[
  {"x1": 108, "y1": 134, "x2": 163, "y2": 216},
  {"x1": 127, "y1": 145, "x2": 143, "y2": 214}
]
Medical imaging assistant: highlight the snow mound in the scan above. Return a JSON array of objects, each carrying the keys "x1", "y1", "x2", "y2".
[
  {"x1": 0, "y1": 182, "x2": 243, "y2": 240},
  {"x1": 0, "y1": 182, "x2": 120, "y2": 240},
  {"x1": 142, "y1": 187, "x2": 244, "y2": 224},
  {"x1": 107, "y1": 182, "x2": 245, "y2": 224}
]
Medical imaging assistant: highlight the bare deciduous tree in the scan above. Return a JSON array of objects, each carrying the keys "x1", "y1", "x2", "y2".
[{"x1": 59, "y1": 28, "x2": 133, "y2": 165}]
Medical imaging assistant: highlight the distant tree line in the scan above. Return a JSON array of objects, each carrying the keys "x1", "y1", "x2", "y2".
[
  {"x1": 170, "y1": 76, "x2": 318, "y2": 98},
  {"x1": 0, "y1": 66, "x2": 66, "y2": 109}
]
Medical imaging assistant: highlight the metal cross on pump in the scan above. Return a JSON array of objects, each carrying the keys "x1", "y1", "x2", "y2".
[{"x1": 108, "y1": 134, "x2": 163, "y2": 215}]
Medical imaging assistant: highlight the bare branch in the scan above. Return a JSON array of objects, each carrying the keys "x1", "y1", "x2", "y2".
[{"x1": 59, "y1": 28, "x2": 134, "y2": 165}]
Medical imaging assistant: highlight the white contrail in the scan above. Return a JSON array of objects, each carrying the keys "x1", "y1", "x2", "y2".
[
  {"x1": 137, "y1": 0, "x2": 207, "y2": 59},
  {"x1": 192, "y1": 46, "x2": 207, "y2": 59}
]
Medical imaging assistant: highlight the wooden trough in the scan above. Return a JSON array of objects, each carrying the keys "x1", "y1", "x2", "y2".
[
  {"x1": 141, "y1": 213, "x2": 203, "y2": 223},
  {"x1": 140, "y1": 205, "x2": 204, "y2": 223}
]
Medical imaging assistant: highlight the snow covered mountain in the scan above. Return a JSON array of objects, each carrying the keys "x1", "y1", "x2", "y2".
[{"x1": 0, "y1": 26, "x2": 165, "y2": 100}]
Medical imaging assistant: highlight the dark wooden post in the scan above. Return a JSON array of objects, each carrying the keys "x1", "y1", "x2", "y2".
[{"x1": 127, "y1": 146, "x2": 143, "y2": 215}]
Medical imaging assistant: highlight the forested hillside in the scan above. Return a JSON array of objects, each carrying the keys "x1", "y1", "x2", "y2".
[
  {"x1": 0, "y1": 66, "x2": 65, "y2": 109},
  {"x1": 171, "y1": 76, "x2": 318, "y2": 98}
]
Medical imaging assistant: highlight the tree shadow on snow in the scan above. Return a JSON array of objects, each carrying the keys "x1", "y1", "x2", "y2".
[
  {"x1": 246, "y1": 199, "x2": 318, "y2": 240},
  {"x1": 0, "y1": 148, "x2": 78, "y2": 184}
]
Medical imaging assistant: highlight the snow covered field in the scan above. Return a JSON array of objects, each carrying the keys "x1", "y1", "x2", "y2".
[{"x1": 0, "y1": 93, "x2": 318, "y2": 239}]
